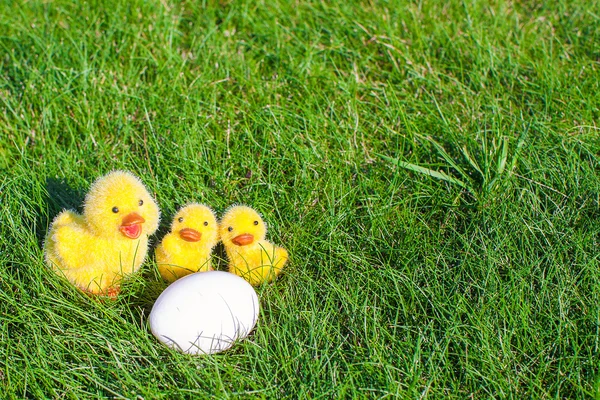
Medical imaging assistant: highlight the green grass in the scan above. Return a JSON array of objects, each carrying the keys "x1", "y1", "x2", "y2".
[{"x1": 1, "y1": 0, "x2": 599, "y2": 397}]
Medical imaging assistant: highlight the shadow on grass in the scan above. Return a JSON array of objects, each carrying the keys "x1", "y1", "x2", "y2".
[
  {"x1": 121, "y1": 277, "x2": 168, "y2": 316},
  {"x1": 36, "y1": 177, "x2": 86, "y2": 247}
]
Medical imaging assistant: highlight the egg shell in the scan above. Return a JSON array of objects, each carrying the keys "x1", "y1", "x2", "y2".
[{"x1": 149, "y1": 271, "x2": 259, "y2": 355}]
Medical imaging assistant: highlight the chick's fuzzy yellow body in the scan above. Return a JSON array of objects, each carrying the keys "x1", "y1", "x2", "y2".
[
  {"x1": 44, "y1": 171, "x2": 160, "y2": 296},
  {"x1": 219, "y1": 205, "x2": 288, "y2": 286},
  {"x1": 155, "y1": 203, "x2": 219, "y2": 283}
]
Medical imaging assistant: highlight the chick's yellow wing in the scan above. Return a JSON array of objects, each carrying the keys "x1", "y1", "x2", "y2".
[
  {"x1": 155, "y1": 234, "x2": 182, "y2": 265},
  {"x1": 47, "y1": 211, "x2": 95, "y2": 271},
  {"x1": 226, "y1": 241, "x2": 288, "y2": 286},
  {"x1": 51, "y1": 210, "x2": 84, "y2": 228},
  {"x1": 273, "y1": 245, "x2": 289, "y2": 268},
  {"x1": 257, "y1": 241, "x2": 288, "y2": 267},
  {"x1": 258, "y1": 241, "x2": 288, "y2": 280},
  {"x1": 156, "y1": 234, "x2": 191, "y2": 281}
]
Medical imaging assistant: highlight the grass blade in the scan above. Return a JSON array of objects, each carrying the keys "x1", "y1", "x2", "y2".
[
  {"x1": 461, "y1": 145, "x2": 484, "y2": 181},
  {"x1": 497, "y1": 136, "x2": 509, "y2": 176},
  {"x1": 415, "y1": 134, "x2": 475, "y2": 187},
  {"x1": 378, "y1": 154, "x2": 467, "y2": 189},
  {"x1": 508, "y1": 120, "x2": 530, "y2": 175}
]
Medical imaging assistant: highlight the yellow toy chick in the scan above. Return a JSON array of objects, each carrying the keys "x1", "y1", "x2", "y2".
[
  {"x1": 44, "y1": 171, "x2": 161, "y2": 297},
  {"x1": 219, "y1": 205, "x2": 288, "y2": 286},
  {"x1": 155, "y1": 203, "x2": 219, "y2": 283}
]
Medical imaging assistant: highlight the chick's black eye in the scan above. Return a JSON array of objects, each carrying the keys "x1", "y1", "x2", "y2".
[
  {"x1": 112, "y1": 207, "x2": 119, "y2": 213},
  {"x1": 228, "y1": 227, "x2": 233, "y2": 232},
  {"x1": 253, "y1": 220, "x2": 259, "y2": 225},
  {"x1": 204, "y1": 221, "x2": 208, "y2": 226},
  {"x1": 139, "y1": 199, "x2": 144, "y2": 206},
  {"x1": 178, "y1": 217, "x2": 184, "y2": 223}
]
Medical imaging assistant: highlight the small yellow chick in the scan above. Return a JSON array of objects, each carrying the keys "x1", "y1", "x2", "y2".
[
  {"x1": 219, "y1": 205, "x2": 288, "y2": 286},
  {"x1": 44, "y1": 171, "x2": 161, "y2": 297},
  {"x1": 155, "y1": 203, "x2": 219, "y2": 283}
]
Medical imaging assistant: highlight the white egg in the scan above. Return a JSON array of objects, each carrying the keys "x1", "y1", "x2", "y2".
[{"x1": 149, "y1": 271, "x2": 259, "y2": 355}]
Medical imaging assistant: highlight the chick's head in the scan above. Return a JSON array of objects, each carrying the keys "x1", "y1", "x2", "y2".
[
  {"x1": 83, "y1": 171, "x2": 160, "y2": 239},
  {"x1": 219, "y1": 205, "x2": 267, "y2": 247},
  {"x1": 170, "y1": 203, "x2": 219, "y2": 246}
]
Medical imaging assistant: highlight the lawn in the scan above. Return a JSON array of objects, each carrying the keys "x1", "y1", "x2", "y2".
[{"x1": 1, "y1": 0, "x2": 599, "y2": 397}]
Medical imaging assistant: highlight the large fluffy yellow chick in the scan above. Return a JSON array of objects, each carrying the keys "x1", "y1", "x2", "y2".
[
  {"x1": 219, "y1": 205, "x2": 288, "y2": 286},
  {"x1": 155, "y1": 203, "x2": 219, "y2": 283},
  {"x1": 44, "y1": 171, "x2": 160, "y2": 297}
]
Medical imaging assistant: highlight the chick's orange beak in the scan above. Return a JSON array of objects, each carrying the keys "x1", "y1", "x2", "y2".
[
  {"x1": 179, "y1": 228, "x2": 201, "y2": 242},
  {"x1": 232, "y1": 233, "x2": 254, "y2": 246},
  {"x1": 120, "y1": 213, "x2": 145, "y2": 239}
]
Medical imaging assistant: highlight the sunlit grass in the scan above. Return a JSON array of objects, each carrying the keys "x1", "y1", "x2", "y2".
[{"x1": 0, "y1": 0, "x2": 599, "y2": 397}]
